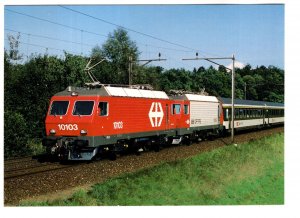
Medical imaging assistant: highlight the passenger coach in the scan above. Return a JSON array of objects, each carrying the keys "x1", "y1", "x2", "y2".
[{"x1": 220, "y1": 97, "x2": 284, "y2": 131}]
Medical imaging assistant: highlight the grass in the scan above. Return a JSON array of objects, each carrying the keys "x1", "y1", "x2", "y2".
[{"x1": 21, "y1": 132, "x2": 284, "y2": 206}]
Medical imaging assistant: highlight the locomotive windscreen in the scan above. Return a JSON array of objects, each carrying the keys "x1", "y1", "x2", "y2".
[
  {"x1": 49, "y1": 101, "x2": 69, "y2": 115},
  {"x1": 73, "y1": 101, "x2": 94, "y2": 116}
]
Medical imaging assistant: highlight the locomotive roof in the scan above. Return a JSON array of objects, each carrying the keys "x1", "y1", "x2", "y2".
[
  {"x1": 54, "y1": 86, "x2": 169, "y2": 99},
  {"x1": 172, "y1": 94, "x2": 219, "y2": 102},
  {"x1": 220, "y1": 97, "x2": 284, "y2": 109}
]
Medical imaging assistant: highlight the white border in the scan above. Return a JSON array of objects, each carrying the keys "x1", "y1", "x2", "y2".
[{"x1": 2, "y1": 1, "x2": 300, "y2": 218}]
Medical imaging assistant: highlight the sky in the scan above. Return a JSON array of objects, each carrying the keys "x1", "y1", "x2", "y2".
[{"x1": 4, "y1": 4, "x2": 284, "y2": 70}]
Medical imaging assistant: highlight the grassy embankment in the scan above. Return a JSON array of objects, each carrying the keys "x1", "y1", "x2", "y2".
[{"x1": 21, "y1": 132, "x2": 284, "y2": 206}]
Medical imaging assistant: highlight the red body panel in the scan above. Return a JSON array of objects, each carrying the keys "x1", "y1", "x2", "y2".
[
  {"x1": 45, "y1": 95, "x2": 190, "y2": 137},
  {"x1": 219, "y1": 102, "x2": 224, "y2": 125}
]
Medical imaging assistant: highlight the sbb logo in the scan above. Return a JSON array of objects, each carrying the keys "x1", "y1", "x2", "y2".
[{"x1": 148, "y1": 102, "x2": 164, "y2": 127}]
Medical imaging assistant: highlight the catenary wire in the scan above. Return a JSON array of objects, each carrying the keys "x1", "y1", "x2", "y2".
[
  {"x1": 59, "y1": 6, "x2": 230, "y2": 58},
  {"x1": 4, "y1": 38, "x2": 84, "y2": 55},
  {"x1": 5, "y1": 8, "x2": 237, "y2": 66},
  {"x1": 5, "y1": 28, "x2": 95, "y2": 48},
  {"x1": 59, "y1": 5, "x2": 199, "y2": 52},
  {"x1": 5, "y1": 9, "x2": 199, "y2": 55}
]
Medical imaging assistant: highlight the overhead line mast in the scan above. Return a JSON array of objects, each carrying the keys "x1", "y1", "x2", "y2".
[{"x1": 183, "y1": 53, "x2": 236, "y2": 143}]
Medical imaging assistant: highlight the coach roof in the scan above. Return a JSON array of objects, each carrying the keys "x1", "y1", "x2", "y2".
[
  {"x1": 220, "y1": 97, "x2": 284, "y2": 108},
  {"x1": 172, "y1": 94, "x2": 219, "y2": 102}
]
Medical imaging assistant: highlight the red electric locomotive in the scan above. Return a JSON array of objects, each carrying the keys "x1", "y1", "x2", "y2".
[{"x1": 43, "y1": 85, "x2": 223, "y2": 160}]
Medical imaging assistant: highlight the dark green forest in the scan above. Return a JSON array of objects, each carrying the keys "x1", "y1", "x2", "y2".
[{"x1": 4, "y1": 28, "x2": 284, "y2": 158}]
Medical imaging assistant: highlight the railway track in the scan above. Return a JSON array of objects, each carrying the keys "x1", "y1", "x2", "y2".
[
  {"x1": 4, "y1": 156, "x2": 35, "y2": 165},
  {"x1": 4, "y1": 164, "x2": 79, "y2": 180},
  {"x1": 4, "y1": 127, "x2": 280, "y2": 180},
  {"x1": 4, "y1": 156, "x2": 83, "y2": 180}
]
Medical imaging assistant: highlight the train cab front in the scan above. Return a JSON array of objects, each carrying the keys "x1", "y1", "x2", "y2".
[{"x1": 43, "y1": 92, "x2": 99, "y2": 161}]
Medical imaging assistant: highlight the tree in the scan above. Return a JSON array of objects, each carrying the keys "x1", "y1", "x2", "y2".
[
  {"x1": 134, "y1": 66, "x2": 164, "y2": 90},
  {"x1": 242, "y1": 75, "x2": 257, "y2": 100},
  {"x1": 91, "y1": 28, "x2": 139, "y2": 84}
]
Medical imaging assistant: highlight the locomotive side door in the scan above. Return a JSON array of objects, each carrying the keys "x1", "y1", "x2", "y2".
[
  {"x1": 180, "y1": 101, "x2": 190, "y2": 128},
  {"x1": 170, "y1": 101, "x2": 182, "y2": 129},
  {"x1": 94, "y1": 99, "x2": 110, "y2": 135}
]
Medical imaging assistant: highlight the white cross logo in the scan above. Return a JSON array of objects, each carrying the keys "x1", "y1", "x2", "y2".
[{"x1": 148, "y1": 102, "x2": 164, "y2": 127}]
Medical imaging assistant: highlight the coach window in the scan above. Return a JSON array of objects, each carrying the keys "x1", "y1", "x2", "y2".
[
  {"x1": 246, "y1": 109, "x2": 250, "y2": 118},
  {"x1": 235, "y1": 109, "x2": 239, "y2": 119},
  {"x1": 184, "y1": 104, "x2": 189, "y2": 115},
  {"x1": 172, "y1": 104, "x2": 181, "y2": 114},
  {"x1": 98, "y1": 102, "x2": 108, "y2": 116},
  {"x1": 258, "y1": 109, "x2": 262, "y2": 118},
  {"x1": 253, "y1": 110, "x2": 257, "y2": 118},
  {"x1": 239, "y1": 109, "x2": 244, "y2": 119},
  {"x1": 225, "y1": 109, "x2": 229, "y2": 120}
]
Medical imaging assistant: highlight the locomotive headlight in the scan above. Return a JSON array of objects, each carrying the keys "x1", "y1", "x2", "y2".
[
  {"x1": 80, "y1": 129, "x2": 87, "y2": 135},
  {"x1": 50, "y1": 129, "x2": 56, "y2": 135},
  {"x1": 71, "y1": 91, "x2": 78, "y2": 96}
]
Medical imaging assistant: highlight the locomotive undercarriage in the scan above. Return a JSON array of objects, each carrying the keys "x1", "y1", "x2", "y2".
[
  {"x1": 42, "y1": 137, "x2": 98, "y2": 161},
  {"x1": 42, "y1": 134, "x2": 193, "y2": 161},
  {"x1": 42, "y1": 126, "x2": 224, "y2": 161}
]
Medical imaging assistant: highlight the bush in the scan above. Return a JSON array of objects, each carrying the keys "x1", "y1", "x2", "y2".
[
  {"x1": 4, "y1": 111, "x2": 30, "y2": 158},
  {"x1": 27, "y1": 138, "x2": 45, "y2": 156}
]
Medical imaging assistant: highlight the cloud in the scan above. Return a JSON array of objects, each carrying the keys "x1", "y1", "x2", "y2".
[
  {"x1": 212, "y1": 60, "x2": 245, "y2": 72},
  {"x1": 226, "y1": 61, "x2": 245, "y2": 71}
]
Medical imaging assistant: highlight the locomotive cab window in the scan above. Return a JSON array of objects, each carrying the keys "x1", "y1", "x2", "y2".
[
  {"x1": 98, "y1": 102, "x2": 109, "y2": 116},
  {"x1": 50, "y1": 101, "x2": 69, "y2": 115},
  {"x1": 172, "y1": 104, "x2": 181, "y2": 114},
  {"x1": 184, "y1": 104, "x2": 189, "y2": 115},
  {"x1": 73, "y1": 101, "x2": 94, "y2": 116}
]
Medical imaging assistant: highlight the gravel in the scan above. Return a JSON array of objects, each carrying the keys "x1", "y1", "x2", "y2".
[{"x1": 4, "y1": 127, "x2": 284, "y2": 205}]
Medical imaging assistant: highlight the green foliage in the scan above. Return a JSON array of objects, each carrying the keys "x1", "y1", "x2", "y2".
[
  {"x1": 4, "y1": 111, "x2": 30, "y2": 158},
  {"x1": 27, "y1": 138, "x2": 45, "y2": 156},
  {"x1": 21, "y1": 133, "x2": 284, "y2": 206},
  {"x1": 4, "y1": 52, "x2": 88, "y2": 158},
  {"x1": 160, "y1": 68, "x2": 193, "y2": 92}
]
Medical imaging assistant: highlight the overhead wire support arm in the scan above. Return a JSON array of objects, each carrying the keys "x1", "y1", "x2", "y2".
[
  {"x1": 128, "y1": 53, "x2": 167, "y2": 85},
  {"x1": 137, "y1": 58, "x2": 167, "y2": 67}
]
